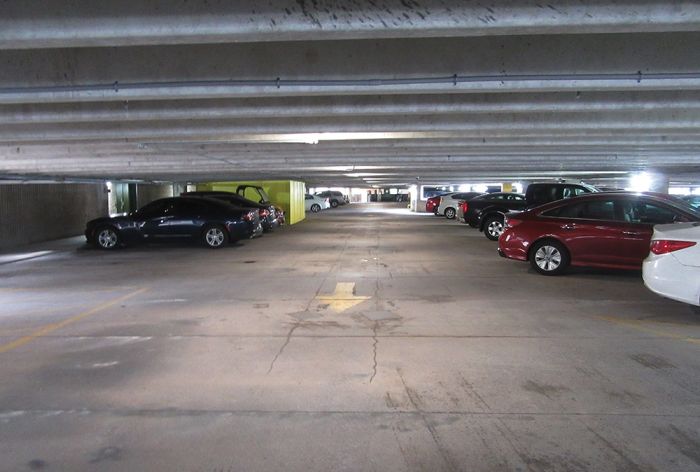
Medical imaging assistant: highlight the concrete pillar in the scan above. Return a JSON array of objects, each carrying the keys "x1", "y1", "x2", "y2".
[{"x1": 649, "y1": 173, "x2": 670, "y2": 193}]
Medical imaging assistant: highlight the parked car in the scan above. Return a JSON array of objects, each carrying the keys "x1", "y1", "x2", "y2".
[
  {"x1": 525, "y1": 181, "x2": 599, "y2": 207},
  {"x1": 426, "y1": 194, "x2": 447, "y2": 214},
  {"x1": 436, "y1": 192, "x2": 484, "y2": 219},
  {"x1": 315, "y1": 190, "x2": 348, "y2": 208},
  {"x1": 498, "y1": 192, "x2": 700, "y2": 275},
  {"x1": 305, "y1": 193, "x2": 330, "y2": 213},
  {"x1": 86, "y1": 197, "x2": 261, "y2": 250},
  {"x1": 643, "y1": 222, "x2": 700, "y2": 308},
  {"x1": 182, "y1": 191, "x2": 279, "y2": 232},
  {"x1": 458, "y1": 192, "x2": 527, "y2": 240},
  {"x1": 680, "y1": 194, "x2": 700, "y2": 209}
]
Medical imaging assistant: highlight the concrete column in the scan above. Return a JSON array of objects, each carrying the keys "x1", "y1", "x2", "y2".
[{"x1": 649, "y1": 173, "x2": 670, "y2": 193}]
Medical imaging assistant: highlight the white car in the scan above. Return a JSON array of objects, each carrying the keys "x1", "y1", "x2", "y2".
[
  {"x1": 643, "y1": 222, "x2": 700, "y2": 307},
  {"x1": 305, "y1": 194, "x2": 330, "y2": 213},
  {"x1": 436, "y1": 192, "x2": 483, "y2": 219}
]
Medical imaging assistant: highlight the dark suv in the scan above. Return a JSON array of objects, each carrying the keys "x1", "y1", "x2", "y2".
[
  {"x1": 479, "y1": 182, "x2": 599, "y2": 241},
  {"x1": 525, "y1": 182, "x2": 598, "y2": 208},
  {"x1": 459, "y1": 193, "x2": 528, "y2": 240},
  {"x1": 315, "y1": 191, "x2": 348, "y2": 208}
]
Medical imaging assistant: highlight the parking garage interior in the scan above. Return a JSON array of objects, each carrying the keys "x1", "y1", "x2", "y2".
[{"x1": 2, "y1": 2, "x2": 700, "y2": 471}]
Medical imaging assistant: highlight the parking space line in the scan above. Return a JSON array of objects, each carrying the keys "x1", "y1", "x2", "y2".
[
  {"x1": 595, "y1": 315, "x2": 700, "y2": 346},
  {"x1": 0, "y1": 287, "x2": 149, "y2": 354}
]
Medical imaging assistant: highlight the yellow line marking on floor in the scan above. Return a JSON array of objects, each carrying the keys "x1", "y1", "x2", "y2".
[
  {"x1": 595, "y1": 316, "x2": 700, "y2": 346},
  {"x1": 0, "y1": 287, "x2": 149, "y2": 354},
  {"x1": 316, "y1": 282, "x2": 371, "y2": 313}
]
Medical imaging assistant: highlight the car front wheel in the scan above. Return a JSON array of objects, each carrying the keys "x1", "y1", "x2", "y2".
[
  {"x1": 310, "y1": 203, "x2": 321, "y2": 213},
  {"x1": 444, "y1": 207, "x2": 456, "y2": 219},
  {"x1": 94, "y1": 226, "x2": 121, "y2": 250},
  {"x1": 530, "y1": 240, "x2": 570, "y2": 275},
  {"x1": 202, "y1": 224, "x2": 228, "y2": 249},
  {"x1": 483, "y1": 216, "x2": 504, "y2": 241},
  {"x1": 330, "y1": 200, "x2": 339, "y2": 208}
]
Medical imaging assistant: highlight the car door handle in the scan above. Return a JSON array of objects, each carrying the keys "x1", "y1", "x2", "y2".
[
  {"x1": 622, "y1": 231, "x2": 642, "y2": 236},
  {"x1": 561, "y1": 224, "x2": 576, "y2": 230}
]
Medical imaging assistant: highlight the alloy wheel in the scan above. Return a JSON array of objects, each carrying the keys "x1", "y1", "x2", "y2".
[
  {"x1": 205, "y1": 227, "x2": 225, "y2": 247},
  {"x1": 97, "y1": 228, "x2": 118, "y2": 249},
  {"x1": 534, "y1": 245, "x2": 562, "y2": 272},
  {"x1": 487, "y1": 220, "x2": 504, "y2": 238}
]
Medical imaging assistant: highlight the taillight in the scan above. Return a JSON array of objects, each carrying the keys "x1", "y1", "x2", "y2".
[
  {"x1": 650, "y1": 240, "x2": 696, "y2": 255},
  {"x1": 504, "y1": 217, "x2": 522, "y2": 229},
  {"x1": 243, "y1": 211, "x2": 255, "y2": 222},
  {"x1": 459, "y1": 201, "x2": 468, "y2": 213}
]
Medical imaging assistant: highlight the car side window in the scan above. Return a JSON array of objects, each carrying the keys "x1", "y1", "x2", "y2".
[
  {"x1": 174, "y1": 200, "x2": 204, "y2": 215},
  {"x1": 509, "y1": 194, "x2": 525, "y2": 200},
  {"x1": 305, "y1": 195, "x2": 313, "y2": 200},
  {"x1": 634, "y1": 202, "x2": 680, "y2": 224},
  {"x1": 541, "y1": 200, "x2": 617, "y2": 221},
  {"x1": 138, "y1": 200, "x2": 170, "y2": 218},
  {"x1": 541, "y1": 203, "x2": 581, "y2": 218},
  {"x1": 578, "y1": 200, "x2": 617, "y2": 221},
  {"x1": 562, "y1": 186, "x2": 578, "y2": 199}
]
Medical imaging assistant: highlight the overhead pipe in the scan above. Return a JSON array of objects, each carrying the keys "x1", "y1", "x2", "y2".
[{"x1": 2, "y1": 72, "x2": 700, "y2": 104}]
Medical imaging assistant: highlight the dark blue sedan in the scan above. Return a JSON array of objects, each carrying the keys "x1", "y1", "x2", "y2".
[{"x1": 85, "y1": 197, "x2": 262, "y2": 249}]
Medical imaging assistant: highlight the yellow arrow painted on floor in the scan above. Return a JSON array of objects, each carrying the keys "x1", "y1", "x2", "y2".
[{"x1": 316, "y1": 282, "x2": 371, "y2": 313}]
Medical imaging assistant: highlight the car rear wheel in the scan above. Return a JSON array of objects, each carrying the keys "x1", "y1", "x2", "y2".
[
  {"x1": 444, "y1": 207, "x2": 456, "y2": 219},
  {"x1": 483, "y1": 216, "x2": 504, "y2": 241},
  {"x1": 530, "y1": 240, "x2": 570, "y2": 275},
  {"x1": 330, "y1": 200, "x2": 339, "y2": 208},
  {"x1": 310, "y1": 203, "x2": 321, "y2": 213},
  {"x1": 202, "y1": 224, "x2": 228, "y2": 249},
  {"x1": 94, "y1": 226, "x2": 121, "y2": 250}
]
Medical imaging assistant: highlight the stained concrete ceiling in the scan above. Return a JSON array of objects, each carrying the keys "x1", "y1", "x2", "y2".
[{"x1": 1, "y1": 1, "x2": 700, "y2": 187}]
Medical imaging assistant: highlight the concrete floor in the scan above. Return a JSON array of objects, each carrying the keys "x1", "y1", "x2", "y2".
[{"x1": 1, "y1": 203, "x2": 700, "y2": 471}]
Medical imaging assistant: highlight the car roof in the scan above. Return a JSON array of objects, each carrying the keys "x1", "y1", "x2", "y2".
[
  {"x1": 528, "y1": 182, "x2": 599, "y2": 191},
  {"x1": 531, "y1": 191, "x2": 700, "y2": 216}
]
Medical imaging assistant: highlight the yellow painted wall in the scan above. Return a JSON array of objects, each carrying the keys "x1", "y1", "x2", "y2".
[
  {"x1": 197, "y1": 180, "x2": 306, "y2": 224},
  {"x1": 502, "y1": 183, "x2": 513, "y2": 193}
]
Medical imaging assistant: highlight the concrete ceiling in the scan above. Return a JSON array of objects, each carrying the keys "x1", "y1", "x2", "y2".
[{"x1": 1, "y1": 1, "x2": 700, "y2": 187}]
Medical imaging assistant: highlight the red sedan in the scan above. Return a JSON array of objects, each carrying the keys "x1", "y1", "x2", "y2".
[
  {"x1": 498, "y1": 193, "x2": 700, "y2": 275},
  {"x1": 425, "y1": 195, "x2": 443, "y2": 214}
]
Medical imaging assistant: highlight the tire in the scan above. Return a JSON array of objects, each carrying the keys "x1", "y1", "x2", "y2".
[
  {"x1": 444, "y1": 207, "x2": 456, "y2": 219},
  {"x1": 433, "y1": 209, "x2": 440, "y2": 216},
  {"x1": 483, "y1": 216, "x2": 505, "y2": 241},
  {"x1": 310, "y1": 203, "x2": 321, "y2": 213},
  {"x1": 202, "y1": 224, "x2": 228, "y2": 249},
  {"x1": 93, "y1": 225, "x2": 121, "y2": 250},
  {"x1": 330, "y1": 200, "x2": 339, "y2": 208},
  {"x1": 529, "y1": 240, "x2": 570, "y2": 276}
]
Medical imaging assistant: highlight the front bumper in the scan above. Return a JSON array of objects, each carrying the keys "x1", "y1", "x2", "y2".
[{"x1": 498, "y1": 229, "x2": 529, "y2": 261}]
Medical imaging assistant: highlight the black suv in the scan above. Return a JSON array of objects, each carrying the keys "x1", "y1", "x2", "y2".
[
  {"x1": 478, "y1": 182, "x2": 599, "y2": 240},
  {"x1": 315, "y1": 191, "x2": 348, "y2": 208},
  {"x1": 525, "y1": 182, "x2": 598, "y2": 208},
  {"x1": 459, "y1": 193, "x2": 528, "y2": 239}
]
